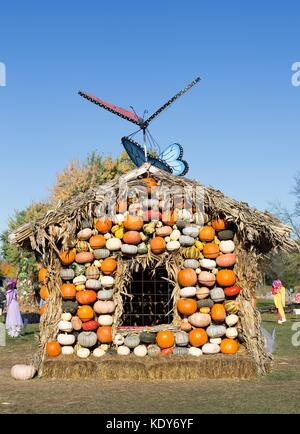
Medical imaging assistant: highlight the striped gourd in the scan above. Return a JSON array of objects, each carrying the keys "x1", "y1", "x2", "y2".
[{"x1": 183, "y1": 246, "x2": 201, "y2": 260}]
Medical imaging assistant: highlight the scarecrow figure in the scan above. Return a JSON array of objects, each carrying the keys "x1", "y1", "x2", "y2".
[{"x1": 272, "y1": 279, "x2": 286, "y2": 324}]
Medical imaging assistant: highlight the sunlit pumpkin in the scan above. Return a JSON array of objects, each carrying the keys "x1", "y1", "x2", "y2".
[
  {"x1": 224, "y1": 285, "x2": 241, "y2": 297},
  {"x1": 189, "y1": 328, "x2": 208, "y2": 347},
  {"x1": 199, "y1": 226, "x2": 215, "y2": 242},
  {"x1": 59, "y1": 250, "x2": 76, "y2": 265},
  {"x1": 177, "y1": 298, "x2": 197, "y2": 316},
  {"x1": 38, "y1": 268, "x2": 47, "y2": 284},
  {"x1": 46, "y1": 341, "x2": 61, "y2": 357},
  {"x1": 143, "y1": 177, "x2": 157, "y2": 193},
  {"x1": 97, "y1": 325, "x2": 112, "y2": 343},
  {"x1": 124, "y1": 215, "x2": 144, "y2": 231},
  {"x1": 150, "y1": 237, "x2": 166, "y2": 254},
  {"x1": 216, "y1": 253, "x2": 236, "y2": 268},
  {"x1": 76, "y1": 290, "x2": 97, "y2": 305},
  {"x1": 39, "y1": 285, "x2": 49, "y2": 300},
  {"x1": 220, "y1": 338, "x2": 238, "y2": 354},
  {"x1": 101, "y1": 257, "x2": 118, "y2": 275},
  {"x1": 177, "y1": 268, "x2": 197, "y2": 287},
  {"x1": 89, "y1": 234, "x2": 106, "y2": 249},
  {"x1": 123, "y1": 231, "x2": 142, "y2": 245},
  {"x1": 95, "y1": 218, "x2": 112, "y2": 234},
  {"x1": 60, "y1": 283, "x2": 76, "y2": 300},
  {"x1": 156, "y1": 331, "x2": 175, "y2": 349},
  {"x1": 211, "y1": 303, "x2": 226, "y2": 322},
  {"x1": 203, "y1": 243, "x2": 220, "y2": 259},
  {"x1": 212, "y1": 219, "x2": 227, "y2": 231},
  {"x1": 77, "y1": 305, "x2": 94, "y2": 322},
  {"x1": 162, "y1": 210, "x2": 178, "y2": 226},
  {"x1": 216, "y1": 269, "x2": 237, "y2": 287}
]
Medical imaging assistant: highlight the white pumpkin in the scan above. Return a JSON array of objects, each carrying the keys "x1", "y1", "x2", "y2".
[
  {"x1": 85, "y1": 279, "x2": 102, "y2": 290},
  {"x1": 117, "y1": 345, "x2": 131, "y2": 356},
  {"x1": 179, "y1": 235, "x2": 195, "y2": 246},
  {"x1": 182, "y1": 226, "x2": 199, "y2": 238},
  {"x1": 219, "y1": 240, "x2": 235, "y2": 254},
  {"x1": 226, "y1": 327, "x2": 238, "y2": 339},
  {"x1": 113, "y1": 333, "x2": 125, "y2": 346},
  {"x1": 93, "y1": 348, "x2": 106, "y2": 357},
  {"x1": 179, "y1": 287, "x2": 197, "y2": 298},
  {"x1": 104, "y1": 233, "x2": 112, "y2": 239},
  {"x1": 106, "y1": 237, "x2": 122, "y2": 251},
  {"x1": 61, "y1": 312, "x2": 72, "y2": 321},
  {"x1": 77, "y1": 228, "x2": 93, "y2": 240},
  {"x1": 11, "y1": 364, "x2": 36, "y2": 380},
  {"x1": 73, "y1": 275, "x2": 87, "y2": 286},
  {"x1": 199, "y1": 258, "x2": 216, "y2": 270},
  {"x1": 183, "y1": 259, "x2": 200, "y2": 269},
  {"x1": 166, "y1": 240, "x2": 181, "y2": 251},
  {"x1": 100, "y1": 344, "x2": 109, "y2": 351},
  {"x1": 58, "y1": 320, "x2": 73, "y2": 332},
  {"x1": 57, "y1": 333, "x2": 76, "y2": 346},
  {"x1": 188, "y1": 347, "x2": 202, "y2": 357},
  {"x1": 178, "y1": 209, "x2": 192, "y2": 221},
  {"x1": 225, "y1": 314, "x2": 239, "y2": 327},
  {"x1": 113, "y1": 214, "x2": 125, "y2": 224},
  {"x1": 202, "y1": 343, "x2": 220, "y2": 354},
  {"x1": 101, "y1": 275, "x2": 115, "y2": 288},
  {"x1": 170, "y1": 229, "x2": 181, "y2": 241},
  {"x1": 61, "y1": 346, "x2": 74, "y2": 355},
  {"x1": 98, "y1": 314, "x2": 114, "y2": 326},
  {"x1": 77, "y1": 348, "x2": 90, "y2": 358},
  {"x1": 133, "y1": 345, "x2": 148, "y2": 357},
  {"x1": 210, "y1": 338, "x2": 222, "y2": 344}
]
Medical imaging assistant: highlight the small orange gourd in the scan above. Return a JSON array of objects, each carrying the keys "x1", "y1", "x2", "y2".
[
  {"x1": 220, "y1": 338, "x2": 238, "y2": 354},
  {"x1": 38, "y1": 268, "x2": 47, "y2": 284},
  {"x1": 59, "y1": 250, "x2": 76, "y2": 265},
  {"x1": 189, "y1": 328, "x2": 208, "y2": 347},
  {"x1": 156, "y1": 331, "x2": 175, "y2": 349},
  {"x1": 95, "y1": 218, "x2": 112, "y2": 234},
  {"x1": 77, "y1": 305, "x2": 94, "y2": 322},
  {"x1": 199, "y1": 226, "x2": 215, "y2": 242},
  {"x1": 60, "y1": 283, "x2": 76, "y2": 300},
  {"x1": 150, "y1": 237, "x2": 166, "y2": 254},
  {"x1": 177, "y1": 298, "x2": 197, "y2": 316},
  {"x1": 177, "y1": 268, "x2": 197, "y2": 287},
  {"x1": 39, "y1": 285, "x2": 49, "y2": 300},
  {"x1": 97, "y1": 326, "x2": 113, "y2": 343},
  {"x1": 212, "y1": 219, "x2": 227, "y2": 231},
  {"x1": 202, "y1": 243, "x2": 220, "y2": 259},
  {"x1": 211, "y1": 303, "x2": 226, "y2": 322},
  {"x1": 89, "y1": 234, "x2": 106, "y2": 249},
  {"x1": 216, "y1": 269, "x2": 237, "y2": 287},
  {"x1": 100, "y1": 257, "x2": 118, "y2": 275},
  {"x1": 46, "y1": 341, "x2": 61, "y2": 357},
  {"x1": 123, "y1": 215, "x2": 144, "y2": 231}
]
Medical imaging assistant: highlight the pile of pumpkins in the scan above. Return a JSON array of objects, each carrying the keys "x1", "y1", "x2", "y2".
[{"x1": 39, "y1": 176, "x2": 241, "y2": 359}]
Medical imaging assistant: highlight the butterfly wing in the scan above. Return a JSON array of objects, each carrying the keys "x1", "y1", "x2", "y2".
[
  {"x1": 79, "y1": 91, "x2": 143, "y2": 126},
  {"x1": 159, "y1": 143, "x2": 189, "y2": 176},
  {"x1": 122, "y1": 137, "x2": 172, "y2": 173}
]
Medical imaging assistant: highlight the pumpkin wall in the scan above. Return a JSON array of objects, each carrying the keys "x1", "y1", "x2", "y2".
[{"x1": 38, "y1": 176, "x2": 252, "y2": 363}]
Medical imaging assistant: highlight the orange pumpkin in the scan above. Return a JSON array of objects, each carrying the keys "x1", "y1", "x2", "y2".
[
  {"x1": 97, "y1": 325, "x2": 113, "y2": 343},
  {"x1": 40, "y1": 304, "x2": 46, "y2": 316},
  {"x1": 220, "y1": 338, "x2": 238, "y2": 354},
  {"x1": 180, "y1": 319, "x2": 193, "y2": 332},
  {"x1": 161, "y1": 347, "x2": 173, "y2": 355},
  {"x1": 38, "y1": 268, "x2": 47, "y2": 284},
  {"x1": 212, "y1": 219, "x2": 227, "y2": 231},
  {"x1": 123, "y1": 231, "x2": 142, "y2": 245},
  {"x1": 143, "y1": 177, "x2": 157, "y2": 193},
  {"x1": 216, "y1": 253, "x2": 236, "y2": 268},
  {"x1": 177, "y1": 268, "x2": 197, "y2": 287},
  {"x1": 199, "y1": 226, "x2": 215, "y2": 242},
  {"x1": 202, "y1": 243, "x2": 220, "y2": 259},
  {"x1": 100, "y1": 257, "x2": 118, "y2": 275},
  {"x1": 189, "y1": 328, "x2": 208, "y2": 347},
  {"x1": 95, "y1": 218, "x2": 112, "y2": 234},
  {"x1": 124, "y1": 215, "x2": 144, "y2": 231},
  {"x1": 60, "y1": 283, "x2": 76, "y2": 300},
  {"x1": 76, "y1": 290, "x2": 97, "y2": 305},
  {"x1": 162, "y1": 210, "x2": 178, "y2": 226},
  {"x1": 177, "y1": 298, "x2": 197, "y2": 316},
  {"x1": 211, "y1": 303, "x2": 226, "y2": 322},
  {"x1": 216, "y1": 269, "x2": 237, "y2": 287},
  {"x1": 46, "y1": 341, "x2": 61, "y2": 357},
  {"x1": 75, "y1": 252, "x2": 94, "y2": 264},
  {"x1": 59, "y1": 250, "x2": 76, "y2": 265},
  {"x1": 150, "y1": 237, "x2": 166, "y2": 254},
  {"x1": 156, "y1": 331, "x2": 175, "y2": 349},
  {"x1": 89, "y1": 234, "x2": 106, "y2": 249},
  {"x1": 77, "y1": 305, "x2": 94, "y2": 322},
  {"x1": 39, "y1": 285, "x2": 49, "y2": 300}
]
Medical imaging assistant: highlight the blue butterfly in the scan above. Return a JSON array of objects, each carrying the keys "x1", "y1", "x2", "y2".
[{"x1": 122, "y1": 137, "x2": 189, "y2": 176}]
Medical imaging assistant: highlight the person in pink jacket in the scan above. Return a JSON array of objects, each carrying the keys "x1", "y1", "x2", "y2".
[{"x1": 272, "y1": 279, "x2": 286, "y2": 324}]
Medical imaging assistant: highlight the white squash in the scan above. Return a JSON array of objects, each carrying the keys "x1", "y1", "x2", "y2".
[
  {"x1": 93, "y1": 348, "x2": 106, "y2": 357},
  {"x1": 179, "y1": 235, "x2": 195, "y2": 246},
  {"x1": 113, "y1": 334, "x2": 125, "y2": 346},
  {"x1": 61, "y1": 346, "x2": 74, "y2": 355},
  {"x1": 170, "y1": 229, "x2": 181, "y2": 241},
  {"x1": 225, "y1": 314, "x2": 239, "y2": 327},
  {"x1": 100, "y1": 276, "x2": 115, "y2": 288},
  {"x1": 77, "y1": 348, "x2": 90, "y2": 358},
  {"x1": 73, "y1": 275, "x2": 87, "y2": 286},
  {"x1": 182, "y1": 226, "x2": 199, "y2": 238},
  {"x1": 188, "y1": 347, "x2": 202, "y2": 357},
  {"x1": 11, "y1": 364, "x2": 36, "y2": 380},
  {"x1": 166, "y1": 240, "x2": 181, "y2": 251},
  {"x1": 219, "y1": 240, "x2": 235, "y2": 254},
  {"x1": 226, "y1": 327, "x2": 238, "y2": 339},
  {"x1": 77, "y1": 228, "x2": 93, "y2": 240},
  {"x1": 100, "y1": 344, "x2": 109, "y2": 351},
  {"x1": 98, "y1": 314, "x2": 114, "y2": 326},
  {"x1": 58, "y1": 320, "x2": 73, "y2": 332},
  {"x1": 199, "y1": 258, "x2": 216, "y2": 270},
  {"x1": 179, "y1": 286, "x2": 197, "y2": 298},
  {"x1": 183, "y1": 259, "x2": 200, "y2": 269},
  {"x1": 133, "y1": 345, "x2": 148, "y2": 357},
  {"x1": 57, "y1": 333, "x2": 75, "y2": 346},
  {"x1": 85, "y1": 279, "x2": 102, "y2": 290},
  {"x1": 61, "y1": 312, "x2": 72, "y2": 322},
  {"x1": 209, "y1": 338, "x2": 222, "y2": 345},
  {"x1": 113, "y1": 214, "x2": 125, "y2": 224},
  {"x1": 117, "y1": 345, "x2": 131, "y2": 356},
  {"x1": 106, "y1": 237, "x2": 122, "y2": 251},
  {"x1": 202, "y1": 343, "x2": 220, "y2": 354}
]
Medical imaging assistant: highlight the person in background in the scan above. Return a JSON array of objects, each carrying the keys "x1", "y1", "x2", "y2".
[
  {"x1": 272, "y1": 279, "x2": 286, "y2": 324},
  {"x1": 5, "y1": 279, "x2": 23, "y2": 337}
]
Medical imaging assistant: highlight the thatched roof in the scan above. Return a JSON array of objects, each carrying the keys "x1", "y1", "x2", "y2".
[{"x1": 9, "y1": 164, "x2": 297, "y2": 254}]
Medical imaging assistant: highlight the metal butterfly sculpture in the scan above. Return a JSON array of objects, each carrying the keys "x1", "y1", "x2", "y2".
[{"x1": 79, "y1": 77, "x2": 200, "y2": 176}]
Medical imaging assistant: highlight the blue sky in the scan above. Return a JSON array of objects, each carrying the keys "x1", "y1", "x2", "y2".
[{"x1": 0, "y1": 0, "x2": 299, "y2": 233}]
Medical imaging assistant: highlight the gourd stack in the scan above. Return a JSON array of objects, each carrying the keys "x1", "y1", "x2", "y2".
[{"x1": 40, "y1": 177, "x2": 242, "y2": 360}]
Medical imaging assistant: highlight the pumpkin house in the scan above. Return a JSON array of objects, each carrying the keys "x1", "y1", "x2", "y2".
[{"x1": 9, "y1": 163, "x2": 296, "y2": 379}]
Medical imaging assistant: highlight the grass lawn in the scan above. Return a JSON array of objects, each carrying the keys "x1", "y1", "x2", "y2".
[{"x1": 0, "y1": 313, "x2": 299, "y2": 414}]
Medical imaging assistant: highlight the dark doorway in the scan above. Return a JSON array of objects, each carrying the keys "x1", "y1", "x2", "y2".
[{"x1": 122, "y1": 267, "x2": 173, "y2": 326}]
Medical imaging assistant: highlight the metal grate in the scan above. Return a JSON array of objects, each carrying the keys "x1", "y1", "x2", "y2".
[{"x1": 122, "y1": 267, "x2": 173, "y2": 326}]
